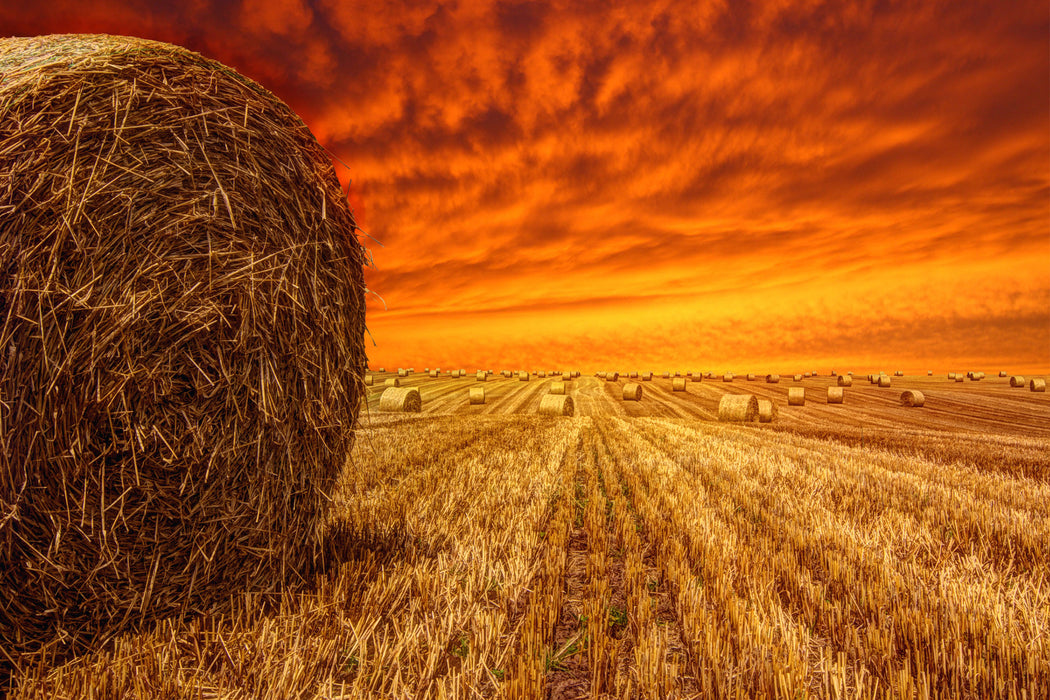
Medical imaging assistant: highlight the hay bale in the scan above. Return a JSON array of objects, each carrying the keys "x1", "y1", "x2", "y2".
[
  {"x1": 672, "y1": 378, "x2": 688, "y2": 392},
  {"x1": 804, "y1": 372, "x2": 811, "y2": 378},
  {"x1": 642, "y1": 372, "x2": 653, "y2": 381},
  {"x1": 597, "y1": 371, "x2": 607, "y2": 379},
  {"x1": 718, "y1": 394, "x2": 758, "y2": 422},
  {"x1": 900, "y1": 390, "x2": 925, "y2": 407},
  {"x1": 1032, "y1": 379, "x2": 1047, "y2": 393},
  {"x1": 519, "y1": 371, "x2": 530, "y2": 381},
  {"x1": 999, "y1": 371, "x2": 1008, "y2": 378},
  {"x1": 364, "y1": 374, "x2": 374, "y2": 386},
  {"x1": 826, "y1": 387, "x2": 844, "y2": 404},
  {"x1": 398, "y1": 368, "x2": 408, "y2": 377},
  {"x1": 468, "y1": 387, "x2": 486, "y2": 405},
  {"x1": 766, "y1": 374, "x2": 780, "y2": 383},
  {"x1": 429, "y1": 369, "x2": 439, "y2": 378},
  {"x1": 629, "y1": 372, "x2": 639, "y2": 378},
  {"x1": 723, "y1": 373, "x2": 734, "y2": 382},
  {"x1": 476, "y1": 371, "x2": 488, "y2": 382},
  {"x1": 787, "y1": 387, "x2": 806, "y2": 405},
  {"x1": 0, "y1": 33, "x2": 368, "y2": 661},
  {"x1": 894, "y1": 371, "x2": 904, "y2": 377},
  {"x1": 538, "y1": 394, "x2": 574, "y2": 416},
  {"x1": 928, "y1": 370, "x2": 933, "y2": 376},
  {"x1": 757, "y1": 398, "x2": 777, "y2": 423},
  {"x1": 623, "y1": 383, "x2": 643, "y2": 401},
  {"x1": 878, "y1": 375, "x2": 892, "y2": 388},
  {"x1": 1009, "y1": 375, "x2": 1026, "y2": 387},
  {"x1": 662, "y1": 372, "x2": 670, "y2": 378},
  {"x1": 378, "y1": 367, "x2": 386, "y2": 373},
  {"x1": 384, "y1": 377, "x2": 401, "y2": 387},
  {"x1": 948, "y1": 372, "x2": 956, "y2": 379},
  {"x1": 746, "y1": 373, "x2": 756, "y2": 381},
  {"x1": 606, "y1": 372, "x2": 619, "y2": 381},
  {"x1": 955, "y1": 375, "x2": 964, "y2": 383},
  {"x1": 690, "y1": 374, "x2": 703, "y2": 382},
  {"x1": 379, "y1": 387, "x2": 422, "y2": 412},
  {"x1": 538, "y1": 371, "x2": 546, "y2": 378},
  {"x1": 837, "y1": 375, "x2": 852, "y2": 387},
  {"x1": 793, "y1": 374, "x2": 803, "y2": 382},
  {"x1": 550, "y1": 381, "x2": 567, "y2": 395}
]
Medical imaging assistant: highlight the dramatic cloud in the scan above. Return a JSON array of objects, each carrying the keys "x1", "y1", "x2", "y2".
[{"x1": 3, "y1": 0, "x2": 1047, "y2": 371}]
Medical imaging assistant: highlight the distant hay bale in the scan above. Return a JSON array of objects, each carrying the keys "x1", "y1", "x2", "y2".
[
  {"x1": 384, "y1": 377, "x2": 401, "y2": 387},
  {"x1": 538, "y1": 394, "x2": 574, "y2": 416},
  {"x1": 955, "y1": 375, "x2": 964, "y2": 383},
  {"x1": 1010, "y1": 376, "x2": 1026, "y2": 387},
  {"x1": 787, "y1": 387, "x2": 806, "y2": 406},
  {"x1": 793, "y1": 374, "x2": 803, "y2": 382},
  {"x1": 878, "y1": 375, "x2": 892, "y2": 387},
  {"x1": 502, "y1": 370, "x2": 512, "y2": 378},
  {"x1": 538, "y1": 371, "x2": 546, "y2": 378},
  {"x1": 894, "y1": 371, "x2": 904, "y2": 377},
  {"x1": 948, "y1": 372, "x2": 956, "y2": 379},
  {"x1": 623, "y1": 383, "x2": 643, "y2": 401},
  {"x1": 662, "y1": 372, "x2": 670, "y2": 378},
  {"x1": 562, "y1": 371, "x2": 572, "y2": 380},
  {"x1": 597, "y1": 371, "x2": 606, "y2": 379},
  {"x1": 476, "y1": 371, "x2": 488, "y2": 381},
  {"x1": 468, "y1": 387, "x2": 486, "y2": 405},
  {"x1": 691, "y1": 374, "x2": 703, "y2": 382},
  {"x1": 519, "y1": 371, "x2": 530, "y2": 381},
  {"x1": 398, "y1": 368, "x2": 407, "y2": 377},
  {"x1": 746, "y1": 373, "x2": 756, "y2": 381},
  {"x1": 606, "y1": 372, "x2": 619, "y2": 381},
  {"x1": 642, "y1": 372, "x2": 653, "y2": 381},
  {"x1": 424, "y1": 367, "x2": 430, "y2": 373},
  {"x1": 837, "y1": 375, "x2": 852, "y2": 387},
  {"x1": 672, "y1": 378, "x2": 688, "y2": 392},
  {"x1": 379, "y1": 387, "x2": 422, "y2": 412},
  {"x1": 723, "y1": 373, "x2": 734, "y2": 382},
  {"x1": 831, "y1": 370, "x2": 837, "y2": 376},
  {"x1": 900, "y1": 390, "x2": 925, "y2": 407},
  {"x1": 766, "y1": 374, "x2": 780, "y2": 383},
  {"x1": 429, "y1": 370, "x2": 439, "y2": 378},
  {"x1": 804, "y1": 372, "x2": 811, "y2": 378},
  {"x1": 757, "y1": 398, "x2": 777, "y2": 423},
  {"x1": 1032, "y1": 379, "x2": 1047, "y2": 393},
  {"x1": 629, "y1": 372, "x2": 639, "y2": 378},
  {"x1": 999, "y1": 371, "x2": 1008, "y2": 377},
  {"x1": 551, "y1": 381, "x2": 567, "y2": 395},
  {"x1": 364, "y1": 374, "x2": 374, "y2": 386},
  {"x1": 826, "y1": 387, "x2": 844, "y2": 404},
  {"x1": 378, "y1": 367, "x2": 386, "y2": 373},
  {"x1": 928, "y1": 370, "x2": 933, "y2": 376},
  {"x1": 718, "y1": 394, "x2": 758, "y2": 422}
]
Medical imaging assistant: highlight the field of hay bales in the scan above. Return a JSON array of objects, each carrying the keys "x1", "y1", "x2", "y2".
[{"x1": 7, "y1": 370, "x2": 1049, "y2": 698}]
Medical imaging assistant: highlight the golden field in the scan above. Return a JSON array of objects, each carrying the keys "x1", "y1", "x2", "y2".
[{"x1": 9, "y1": 371, "x2": 1049, "y2": 699}]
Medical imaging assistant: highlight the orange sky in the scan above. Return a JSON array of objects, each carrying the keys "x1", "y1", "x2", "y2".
[{"x1": 4, "y1": 1, "x2": 1048, "y2": 372}]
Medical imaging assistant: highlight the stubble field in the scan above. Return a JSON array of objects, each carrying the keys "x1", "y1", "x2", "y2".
[{"x1": 11, "y1": 371, "x2": 1050, "y2": 699}]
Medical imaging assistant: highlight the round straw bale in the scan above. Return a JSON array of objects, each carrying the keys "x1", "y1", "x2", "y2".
[
  {"x1": 723, "y1": 373, "x2": 734, "y2": 382},
  {"x1": 793, "y1": 374, "x2": 803, "y2": 382},
  {"x1": 597, "y1": 371, "x2": 606, "y2": 379},
  {"x1": 561, "y1": 372, "x2": 572, "y2": 380},
  {"x1": 642, "y1": 372, "x2": 653, "y2": 381},
  {"x1": 623, "y1": 383, "x2": 643, "y2": 401},
  {"x1": 662, "y1": 372, "x2": 671, "y2": 378},
  {"x1": 894, "y1": 371, "x2": 904, "y2": 377},
  {"x1": 999, "y1": 371, "x2": 1008, "y2": 377},
  {"x1": 826, "y1": 387, "x2": 844, "y2": 404},
  {"x1": 606, "y1": 372, "x2": 619, "y2": 381},
  {"x1": 379, "y1": 387, "x2": 422, "y2": 412},
  {"x1": 550, "y1": 381, "x2": 567, "y2": 395},
  {"x1": 718, "y1": 394, "x2": 758, "y2": 422},
  {"x1": 672, "y1": 378, "x2": 688, "y2": 392},
  {"x1": 364, "y1": 374, "x2": 374, "y2": 386},
  {"x1": 831, "y1": 370, "x2": 837, "y2": 376},
  {"x1": 398, "y1": 368, "x2": 408, "y2": 377},
  {"x1": 384, "y1": 377, "x2": 401, "y2": 387},
  {"x1": 928, "y1": 370, "x2": 933, "y2": 376},
  {"x1": 1009, "y1": 375, "x2": 1025, "y2": 387},
  {"x1": 804, "y1": 372, "x2": 811, "y2": 378},
  {"x1": 955, "y1": 375, "x2": 964, "y2": 382},
  {"x1": 519, "y1": 371, "x2": 530, "y2": 381},
  {"x1": 757, "y1": 398, "x2": 778, "y2": 423},
  {"x1": 629, "y1": 372, "x2": 638, "y2": 378},
  {"x1": 947, "y1": 372, "x2": 956, "y2": 379},
  {"x1": 424, "y1": 367, "x2": 430, "y2": 373},
  {"x1": 378, "y1": 367, "x2": 386, "y2": 373},
  {"x1": 746, "y1": 373, "x2": 756, "y2": 381},
  {"x1": 691, "y1": 374, "x2": 703, "y2": 382},
  {"x1": 0, "y1": 33, "x2": 368, "y2": 660},
  {"x1": 878, "y1": 375, "x2": 892, "y2": 387},
  {"x1": 468, "y1": 387, "x2": 486, "y2": 405},
  {"x1": 900, "y1": 390, "x2": 925, "y2": 407},
  {"x1": 1032, "y1": 378, "x2": 1047, "y2": 393},
  {"x1": 429, "y1": 370, "x2": 439, "y2": 378},
  {"x1": 538, "y1": 371, "x2": 546, "y2": 378},
  {"x1": 766, "y1": 374, "x2": 780, "y2": 383},
  {"x1": 787, "y1": 387, "x2": 806, "y2": 405},
  {"x1": 538, "y1": 394, "x2": 574, "y2": 416},
  {"x1": 476, "y1": 371, "x2": 488, "y2": 382},
  {"x1": 837, "y1": 375, "x2": 852, "y2": 387}
]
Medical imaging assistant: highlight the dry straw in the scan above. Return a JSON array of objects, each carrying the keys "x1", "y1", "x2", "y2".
[
  {"x1": 379, "y1": 387, "x2": 422, "y2": 412},
  {"x1": 878, "y1": 375, "x2": 892, "y2": 387},
  {"x1": 384, "y1": 377, "x2": 401, "y2": 387},
  {"x1": 429, "y1": 370, "x2": 439, "y2": 378},
  {"x1": 1010, "y1": 376, "x2": 1026, "y2": 387},
  {"x1": 606, "y1": 372, "x2": 619, "y2": 381},
  {"x1": 538, "y1": 394, "x2": 574, "y2": 416},
  {"x1": 766, "y1": 374, "x2": 780, "y2": 383},
  {"x1": 364, "y1": 374, "x2": 374, "y2": 386},
  {"x1": 377, "y1": 367, "x2": 386, "y2": 373},
  {"x1": 723, "y1": 373, "x2": 734, "y2": 382},
  {"x1": 622, "y1": 383, "x2": 643, "y2": 401},
  {"x1": 690, "y1": 373, "x2": 703, "y2": 382},
  {"x1": 476, "y1": 371, "x2": 487, "y2": 381},
  {"x1": 895, "y1": 370, "x2": 904, "y2": 377},
  {"x1": 550, "y1": 381, "x2": 566, "y2": 395},
  {"x1": 629, "y1": 371, "x2": 639, "y2": 378},
  {"x1": 642, "y1": 372, "x2": 653, "y2": 381},
  {"x1": 787, "y1": 387, "x2": 806, "y2": 405},
  {"x1": 672, "y1": 378, "x2": 687, "y2": 392},
  {"x1": 538, "y1": 371, "x2": 546, "y2": 378},
  {"x1": 468, "y1": 387, "x2": 486, "y2": 405},
  {"x1": 518, "y1": 371, "x2": 530, "y2": 381},
  {"x1": 900, "y1": 390, "x2": 925, "y2": 407},
  {"x1": 662, "y1": 372, "x2": 670, "y2": 378},
  {"x1": 793, "y1": 374, "x2": 803, "y2": 382},
  {"x1": 746, "y1": 373, "x2": 756, "y2": 381},
  {"x1": 1032, "y1": 379, "x2": 1047, "y2": 393},
  {"x1": 999, "y1": 371, "x2": 1008, "y2": 377},
  {"x1": 0, "y1": 33, "x2": 367, "y2": 662},
  {"x1": 757, "y1": 398, "x2": 777, "y2": 423},
  {"x1": 948, "y1": 372, "x2": 956, "y2": 379},
  {"x1": 837, "y1": 375, "x2": 852, "y2": 387},
  {"x1": 398, "y1": 368, "x2": 408, "y2": 377},
  {"x1": 826, "y1": 387, "x2": 844, "y2": 404},
  {"x1": 718, "y1": 394, "x2": 758, "y2": 422},
  {"x1": 955, "y1": 375, "x2": 964, "y2": 383}
]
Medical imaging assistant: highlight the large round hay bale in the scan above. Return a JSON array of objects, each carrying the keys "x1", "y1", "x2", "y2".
[
  {"x1": 718, "y1": 394, "x2": 758, "y2": 422},
  {"x1": 746, "y1": 373, "x2": 756, "y2": 381},
  {"x1": 379, "y1": 387, "x2": 421, "y2": 412},
  {"x1": 878, "y1": 375, "x2": 892, "y2": 387},
  {"x1": 787, "y1": 387, "x2": 806, "y2": 405},
  {"x1": 928, "y1": 370, "x2": 933, "y2": 376},
  {"x1": 477, "y1": 371, "x2": 488, "y2": 381},
  {"x1": 1032, "y1": 378, "x2": 1047, "y2": 393},
  {"x1": 0, "y1": 34, "x2": 366, "y2": 659},
  {"x1": 1010, "y1": 375, "x2": 1026, "y2": 387},
  {"x1": 538, "y1": 394, "x2": 574, "y2": 416},
  {"x1": 550, "y1": 381, "x2": 567, "y2": 395},
  {"x1": 468, "y1": 387, "x2": 486, "y2": 405},
  {"x1": 518, "y1": 371, "x2": 530, "y2": 381},
  {"x1": 766, "y1": 374, "x2": 780, "y2": 383},
  {"x1": 691, "y1": 373, "x2": 703, "y2": 382},
  {"x1": 364, "y1": 374, "x2": 374, "y2": 386},
  {"x1": 837, "y1": 375, "x2": 852, "y2": 387},
  {"x1": 429, "y1": 369, "x2": 439, "y2": 378},
  {"x1": 826, "y1": 387, "x2": 844, "y2": 404},
  {"x1": 606, "y1": 372, "x2": 619, "y2": 381},
  {"x1": 757, "y1": 398, "x2": 777, "y2": 423},
  {"x1": 723, "y1": 373, "x2": 734, "y2": 382},
  {"x1": 672, "y1": 378, "x2": 688, "y2": 392},
  {"x1": 793, "y1": 374, "x2": 803, "y2": 382},
  {"x1": 629, "y1": 371, "x2": 638, "y2": 378},
  {"x1": 900, "y1": 390, "x2": 925, "y2": 407},
  {"x1": 642, "y1": 372, "x2": 653, "y2": 381},
  {"x1": 623, "y1": 383, "x2": 643, "y2": 401},
  {"x1": 398, "y1": 368, "x2": 408, "y2": 377},
  {"x1": 385, "y1": 377, "x2": 401, "y2": 387},
  {"x1": 538, "y1": 371, "x2": 546, "y2": 378}
]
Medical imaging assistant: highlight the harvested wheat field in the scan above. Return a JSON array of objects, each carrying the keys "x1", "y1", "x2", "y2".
[{"x1": 6, "y1": 370, "x2": 1049, "y2": 698}]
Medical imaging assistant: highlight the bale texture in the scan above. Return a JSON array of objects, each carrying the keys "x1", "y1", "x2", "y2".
[
  {"x1": 878, "y1": 375, "x2": 892, "y2": 387},
  {"x1": 837, "y1": 375, "x2": 853, "y2": 387},
  {"x1": 1010, "y1": 376, "x2": 1026, "y2": 387},
  {"x1": 757, "y1": 398, "x2": 777, "y2": 423},
  {"x1": 622, "y1": 383, "x2": 643, "y2": 401},
  {"x1": 955, "y1": 376, "x2": 964, "y2": 382},
  {"x1": 642, "y1": 372, "x2": 653, "y2": 381},
  {"x1": 429, "y1": 370, "x2": 439, "y2": 378},
  {"x1": 718, "y1": 394, "x2": 758, "y2": 422},
  {"x1": 606, "y1": 372, "x2": 619, "y2": 381},
  {"x1": 900, "y1": 390, "x2": 925, "y2": 407},
  {"x1": 0, "y1": 34, "x2": 367, "y2": 660},
  {"x1": 550, "y1": 381, "x2": 566, "y2": 395},
  {"x1": 1032, "y1": 379, "x2": 1047, "y2": 393},
  {"x1": 385, "y1": 377, "x2": 401, "y2": 387},
  {"x1": 948, "y1": 373, "x2": 956, "y2": 379},
  {"x1": 398, "y1": 368, "x2": 407, "y2": 377},
  {"x1": 538, "y1": 394, "x2": 574, "y2": 416},
  {"x1": 476, "y1": 371, "x2": 488, "y2": 381},
  {"x1": 793, "y1": 374, "x2": 803, "y2": 382},
  {"x1": 672, "y1": 378, "x2": 687, "y2": 392},
  {"x1": 518, "y1": 371, "x2": 529, "y2": 381},
  {"x1": 723, "y1": 373, "x2": 734, "y2": 382},
  {"x1": 827, "y1": 387, "x2": 844, "y2": 404},
  {"x1": 379, "y1": 387, "x2": 422, "y2": 412},
  {"x1": 364, "y1": 374, "x2": 374, "y2": 386},
  {"x1": 468, "y1": 387, "x2": 485, "y2": 405},
  {"x1": 691, "y1": 374, "x2": 703, "y2": 382},
  {"x1": 746, "y1": 374, "x2": 756, "y2": 381},
  {"x1": 766, "y1": 374, "x2": 780, "y2": 383},
  {"x1": 787, "y1": 387, "x2": 806, "y2": 405}
]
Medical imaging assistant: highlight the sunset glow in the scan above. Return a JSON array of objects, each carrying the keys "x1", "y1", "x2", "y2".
[{"x1": 3, "y1": 1, "x2": 1048, "y2": 372}]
